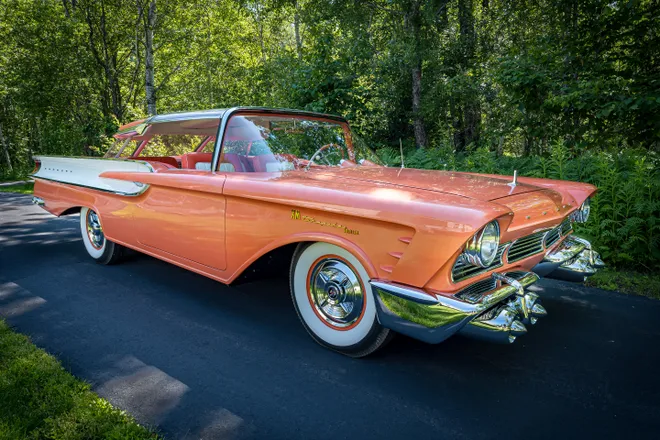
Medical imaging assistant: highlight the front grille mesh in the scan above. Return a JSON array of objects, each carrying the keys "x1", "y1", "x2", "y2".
[
  {"x1": 452, "y1": 244, "x2": 507, "y2": 282},
  {"x1": 544, "y1": 227, "x2": 561, "y2": 248},
  {"x1": 545, "y1": 217, "x2": 572, "y2": 248},
  {"x1": 507, "y1": 230, "x2": 546, "y2": 262},
  {"x1": 455, "y1": 277, "x2": 498, "y2": 303},
  {"x1": 559, "y1": 217, "x2": 573, "y2": 236}
]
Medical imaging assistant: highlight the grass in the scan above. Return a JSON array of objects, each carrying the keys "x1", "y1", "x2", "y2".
[
  {"x1": 0, "y1": 182, "x2": 33, "y2": 194},
  {"x1": 586, "y1": 269, "x2": 660, "y2": 300},
  {"x1": 0, "y1": 320, "x2": 160, "y2": 440}
]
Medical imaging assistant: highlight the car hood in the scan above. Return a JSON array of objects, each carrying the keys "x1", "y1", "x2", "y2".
[{"x1": 315, "y1": 167, "x2": 541, "y2": 202}]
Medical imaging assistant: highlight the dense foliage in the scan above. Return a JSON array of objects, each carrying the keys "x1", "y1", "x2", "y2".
[{"x1": 0, "y1": 0, "x2": 658, "y2": 270}]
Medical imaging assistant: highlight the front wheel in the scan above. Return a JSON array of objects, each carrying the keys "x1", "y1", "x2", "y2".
[
  {"x1": 290, "y1": 242, "x2": 393, "y2": 357},
  {"x1": 80, "y1": 207, "x2": 124, "y2": 265}
]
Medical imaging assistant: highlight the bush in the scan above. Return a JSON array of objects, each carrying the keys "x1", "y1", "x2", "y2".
[{"x1": 377, "y1": 144, "x2": 660, "y2": 272}]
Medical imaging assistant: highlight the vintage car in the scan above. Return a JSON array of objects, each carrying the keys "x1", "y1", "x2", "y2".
[{"x1": 31, "y1": 107, "x2": 604, "y2": 357}]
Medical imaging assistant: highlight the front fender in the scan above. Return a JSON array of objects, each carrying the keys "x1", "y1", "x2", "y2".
[{"x1": 227, "y1": 231, "x2": 378, "y2": 283}]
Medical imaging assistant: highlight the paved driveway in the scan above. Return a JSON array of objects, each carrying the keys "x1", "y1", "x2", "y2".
[{"x1": 1, "y1": 192, "x2": 659, "y2": 439}]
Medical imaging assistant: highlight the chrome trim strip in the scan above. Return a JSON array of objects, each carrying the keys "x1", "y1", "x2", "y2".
[
  {"x1": 370, "y1": 281, "x2": 440, "y2": 305},
  {"x1": 31, "y1": 176, "x2": 150, "y2": 197}
]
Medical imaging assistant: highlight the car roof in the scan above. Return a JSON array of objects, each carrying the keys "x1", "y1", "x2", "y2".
[{"x1": 115, "y1": 107, "x2": 347, "y2": 136}]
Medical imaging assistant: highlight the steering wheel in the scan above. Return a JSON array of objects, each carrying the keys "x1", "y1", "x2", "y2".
[{"x1": 305, "y1": 143, "x2": 345, "y2": 170}]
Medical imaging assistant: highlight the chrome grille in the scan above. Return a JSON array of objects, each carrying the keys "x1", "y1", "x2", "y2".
[
  {"x1": 559, "y1": 217, "x2": 573, "y2": 236},
  {"x1": 507, "y1": 231, "x2": 546, "y2": 262},
  {"x1": 505, "y1": 270, "x2": 530, "y2": 280},
  {"x1": 452, "y1": 244, "x2": 507, "y2": 282},
  {"x1": 455, "y1": 277, "x2": 498, "y2": 303},
  {"x1": 544, "y1": 226, "x2": 561, "y2": 248}
]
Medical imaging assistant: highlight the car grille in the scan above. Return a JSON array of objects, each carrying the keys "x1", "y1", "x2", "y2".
[
  {"x1": 452, "y1": 244, "x2": 507, "y2": 282},
  {"x1": 544, "y1": 226, "x2": 561, "y2": 248},
  {"x1": 545, "y1": 217, "x2": 572, "y2": 248},
  {"x1": 454, "y1": 277, "x2": 498, "y2": 303},
  {"x1": 559, "y1": 216, "x2": 573, "y2": 236},
  {"x1": 507, "y1": 230, "x2": 547, "y2": 263}
]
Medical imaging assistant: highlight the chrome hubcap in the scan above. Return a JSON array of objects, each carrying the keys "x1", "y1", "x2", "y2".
[
  {"x1": 309, "y1": 259, "x2": 364, "y2": 328},
  {"x1": 86, "y1": 210, "x2": 105, "y2": 249}
]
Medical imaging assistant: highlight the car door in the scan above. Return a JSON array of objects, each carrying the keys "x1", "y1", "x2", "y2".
[{"x1": 133, "y1": 170, "x2": 228, "y2": 271}]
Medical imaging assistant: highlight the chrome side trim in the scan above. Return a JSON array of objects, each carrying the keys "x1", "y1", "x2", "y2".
[
  {"x1": 31, "y1": 176, "x2": 150, "y2": 197},
  {"x1": 370, "y1": 281, "x2": 440, "y2": 305}
]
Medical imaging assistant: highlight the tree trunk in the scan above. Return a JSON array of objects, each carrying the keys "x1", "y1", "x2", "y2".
[
  {"x1": 411, "y1": 63, "x2": 428, "y2": 148},
  {"x1": 0, "y1": 122, "x2": 12, "y2": 173},
  {"x1": 294, "y1": 0, "x2": 302, "y2": 60},
  {"x1": 457, "y1": 0, "x2": 480, "y2": 148},
  {"x1": 405, "y1": 1, "x2": 428, "y2": 149},
  {"x1": 144, "y1": 0, "x2": 157, "y2": 115}
]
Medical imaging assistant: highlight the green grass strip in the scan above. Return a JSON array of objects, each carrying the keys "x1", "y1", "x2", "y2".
[
  {"x1": 0, "y1": 320, "x2": 160, "y2": 440},
  {"x1": 0, "y1": 183, "x2": 34, "y2": 194}
]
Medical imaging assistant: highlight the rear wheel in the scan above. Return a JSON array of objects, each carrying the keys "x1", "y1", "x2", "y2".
[
  {"x1": 290, "y1": 242, "x2": 392, "y2": 357},
  {"x1": 80, "y1": 207, "x2": 124, "y2": 265}
]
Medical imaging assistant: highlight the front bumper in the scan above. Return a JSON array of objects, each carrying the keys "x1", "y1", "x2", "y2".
[
  {"x1": 372, "y1": 271, "x2": 546, "y2": 345},
  {"x1": 533, "y1": 235, "x2": 605, "y2": 282}
]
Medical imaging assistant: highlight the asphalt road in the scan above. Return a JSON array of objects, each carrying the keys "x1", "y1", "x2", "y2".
[{"x1": 1, "y1": 192, "x2": 659, "y2": 440}]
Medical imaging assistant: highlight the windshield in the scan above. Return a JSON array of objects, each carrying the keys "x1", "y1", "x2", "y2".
[{"x1": 218, "y1": 114, "x2": 383, "y2": 172}]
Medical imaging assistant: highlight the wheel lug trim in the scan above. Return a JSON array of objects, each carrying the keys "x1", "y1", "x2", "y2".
[{"x1": 309, "y1": 258, "x2": 364, "y2": 328}]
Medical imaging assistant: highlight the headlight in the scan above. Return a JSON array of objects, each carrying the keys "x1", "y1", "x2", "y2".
[
  {"x1": 464, "y1": 221, "x2": 501, "y2": 268},
  {"x1": 571, "y1": 197, "x2": 591, "y2": 223}
]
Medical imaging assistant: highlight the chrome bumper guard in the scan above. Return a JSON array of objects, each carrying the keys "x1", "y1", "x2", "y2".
[
  {"x1": 32, "y1": 196, "x2": 45, "y2": 206},
  {"x1": 534, "y1": 235, "x2": 605, "y2": 282},
  {"x1": 371, "y1": 271, "x2": 544, "y2": 345}
]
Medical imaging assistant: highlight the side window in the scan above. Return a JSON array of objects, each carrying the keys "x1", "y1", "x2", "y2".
[
  {"x1": 139, "y1": 134, "x2": 206, "y2": 157},
  {"x1": 104, "y1": 139, "x2": 140, "y2": 158},
  {"x1": 198, "y1": 137, "x2": 217, "y2": 153}
]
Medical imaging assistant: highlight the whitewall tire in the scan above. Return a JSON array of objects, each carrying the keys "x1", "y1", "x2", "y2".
[
  {"x1": 80, "y1": 207, "x2": 124, "y2": 265},
  {"x1": 290, "y1": 242, "x2": 392, "y2": 357}
]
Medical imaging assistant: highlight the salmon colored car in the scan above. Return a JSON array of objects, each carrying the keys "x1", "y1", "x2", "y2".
[{"x1": 31, "y1": 107, "x2": 605, "y2": 357}]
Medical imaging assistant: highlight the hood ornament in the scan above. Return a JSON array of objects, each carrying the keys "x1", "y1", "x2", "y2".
[{"x1": 508, "y1": 170, "x2": 518, "y2": 188}]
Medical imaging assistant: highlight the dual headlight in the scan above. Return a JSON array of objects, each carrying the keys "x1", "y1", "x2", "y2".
[
  {"x1": 463, "y1": 220, "x2": 501, "y2": 268},
  {"x1": 570, "y1": 197, "x2": 591, "y2": 223}
]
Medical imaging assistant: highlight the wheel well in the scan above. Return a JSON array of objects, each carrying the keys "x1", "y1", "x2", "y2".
[
  {"x1": 59, "y1": 206, "x2": 82, "y2": 216},
  {"x1": 231, "y1": 242, "x2": 300, "y2": 285}
]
